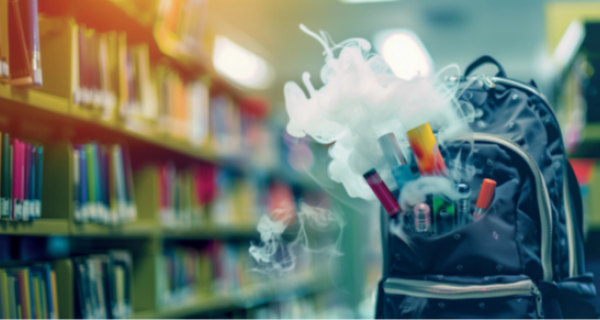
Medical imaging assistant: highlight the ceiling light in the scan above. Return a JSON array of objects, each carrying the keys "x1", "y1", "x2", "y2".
[
  {"x1": 213, "y1": 36, "x2": 275, "y2": 90},
  {"x1": 374, "y1": 29, "x2": 432, "y2": 80}
]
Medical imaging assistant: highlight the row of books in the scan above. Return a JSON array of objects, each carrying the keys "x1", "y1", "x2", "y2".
[
  {"x1": 71, "y1": 22, "x2": 156, "y2": 123},
  {"x1": 0, "y1": 134, "x2": 44, "y2": 221},
  {"x1": 0, "y1": 263, "x2": 57, "y2": 319},
  {"x1": 156, "y1": 0, "x2": 208, "y2": 53},
  {"x1": 73, "y1": 252, "x2": 132, "y2": 319},
  {"x1": 72, "y1": 143, "x2": 136, "y2": 225},
  {"x1": 0, "y1": 0, "x2": 42, "y2": 87},
  {"x1": 154, "y1": 162, "x2": 215, "y2": 229},
  {"x1": 154, "y1": 66, "x2": 209, "y2": 146},
  {"x1": 35, "y1": 16, "x2": 249, "y2": 153},
  {"x1": 156, "y1": 241, "x2": 256, "y2": 307}
]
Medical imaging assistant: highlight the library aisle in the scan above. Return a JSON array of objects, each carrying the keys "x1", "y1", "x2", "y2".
[
  {"x1": 3, "y1": 0, "x2": 600, "y2": 319},
  {"x1": 0, "y1": 0, "x2": 363, "y2": 318}
]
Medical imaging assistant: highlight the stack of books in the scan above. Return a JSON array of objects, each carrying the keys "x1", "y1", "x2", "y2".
[
  {"x1": 0, "y1": 134, "x2": 44, "y2": 221},
  {"x1": 0, "y1": 0, "x2": 42, "y2": 87},
  {"x1": 73, "y1": 251, "x2": 132, "y2": 319},
  {"x1": 72, "y1": 143, "x2": 136, "y2": 225},
  {"x1": 0, "y1": 263, "x2": 58, "y2": 319}
]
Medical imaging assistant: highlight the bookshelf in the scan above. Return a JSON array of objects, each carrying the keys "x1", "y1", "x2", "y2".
[
  {"x1": 133, "y1": 270, "x2": 331, "y2": 319},
  {"x1": 0, "y1": 0, "x2": 333, "y2": 319}
]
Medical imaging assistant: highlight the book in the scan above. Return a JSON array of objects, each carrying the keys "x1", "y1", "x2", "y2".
[
  {"x1": 79, "y1": 146, "x2": 88, "y2": 222},
  {"x1": 6, "y1": 275, "x2": 15, "y2": 319},
  {"x1": 1, "y1": 133, "x2": 9, "y2": 219},
  {"x1": 22, "y1": 142, "x2": 29, "y2": 221},
  {"x1": 0, "y1": 0, "x2": 9, "y2": 78},
  {"x1": 12, "y1": 139, "x2": 22, "y2": 220},
  {"x1": 73, "y1": 253, "x2": 131, "y2": 319},
  {"x1": 36, "y1": 146, "x2": 42, "y2": 218},
  {"x1": 0, "y1": 269, "x2": 8, "y2": 319},
  {"x1": 73, "y1": 148, "x2": 80, "y2": 221},
  {"x1": 49, "y1": 271, "x2": 57, "y2": 319},
  {"x1": 28, "y1": 145, "x2": 35, "y2": 219},
  {"x1": 8, "y1": 0, "x2": 41, "y2": 87},
  {"x1": 73, "y1": 143, "x2": 135, "y2": 225}
]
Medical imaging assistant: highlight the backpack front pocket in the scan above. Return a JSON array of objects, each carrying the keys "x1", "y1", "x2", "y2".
[{"x1": 381, "y1": 276, "x2": 543, "y2": 319}]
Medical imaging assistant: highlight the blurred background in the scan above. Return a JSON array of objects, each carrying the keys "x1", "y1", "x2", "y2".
[{"x1": 1, "y1": 0, "x2": 600, "y2": 319}]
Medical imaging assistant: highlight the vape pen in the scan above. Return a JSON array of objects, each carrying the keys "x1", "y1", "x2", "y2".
[
  {"x1": 377, "y1": 133, "x2": 415, "y2": 192},
  {"x1": 474, "y1": 179, "x2": 497, "y2": 221},
  {"x1": 363, "y1": 169, "x2": 402, "y2": 217},
  {"x1": 433, "y1": 196, "x2": 455, "y2": 235},
  {"x1": 457, "y1": 183, "x2": 471, "y2": 226},
  {"x1": 414, "y1": 203, "x2": 430, "y2": 233},
  {"x1": 407, "y1": 123, "x2": 447, "y2": 176}
]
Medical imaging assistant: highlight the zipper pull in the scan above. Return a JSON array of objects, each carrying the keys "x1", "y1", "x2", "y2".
[
  {"x1": 531, "y1": 285, "x2": 544, "y2": 319},
  {"x1": 483, "y1": 77, "x2": 497, "y2": 89}
]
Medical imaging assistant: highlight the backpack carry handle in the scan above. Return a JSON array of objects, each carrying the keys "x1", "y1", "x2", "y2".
[{"x1": 464, "y1": 55, "x2": 507, "y2": 78}]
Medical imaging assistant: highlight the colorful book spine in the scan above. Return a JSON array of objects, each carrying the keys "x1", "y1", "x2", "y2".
[
  {"x1": 0, "y1": 133, "x2": 8, "y2": 219},
  {"x1": 79, "y1": 147, "x2": 88, "y2": 222},
  {"x1": 36, "y1": 146, "x2": 42, "y2": 218},
  {"x1": 28, "y1": 0, "x2": 41, "y2": 86},
  {"x1": 29, "y1": 145, "x2": 36, "y2": 219},
  {"x1": 0, "y1": 0, "x2": 9, "y2": 78},
  {"x1": 73, "y1": 143, "x2": 135, "y2": 225},
  {"x1": 23, "y1": 142, "x2": 30, "y2": 220},
  {"x1": 12, "y1": 139, "x2": 22, "y2": 220},
  {"x1": 73, "y1": 148, "x2": 81, "y2": 222}
]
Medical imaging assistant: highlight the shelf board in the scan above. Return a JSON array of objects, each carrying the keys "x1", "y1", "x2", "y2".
[
  {"x1": 133, "y1": 271, "x2": 330, "y2": 319},
  {"x1": 160, "y1": 224, "x2": 258, "y2": 239},
  {"x1": 0, "y1": 84, "x2": 69, "y2": 115},
  {"x1": 70, "y1": 220, "x2": 157, "y2": 237},
  {"x1": 0, "y1": 219, "x2": 70, "y2": 236}
]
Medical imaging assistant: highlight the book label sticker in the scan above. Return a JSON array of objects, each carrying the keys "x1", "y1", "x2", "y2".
[
  {"x1": 1, "y1": 198, "x2": 9, "y2": 218},
  {"x1": 22, "y1": 200, "x2": 29, "y2": 221},
  {"x1": 13, "y1": 199, "x2": 22, "y2": 220}
]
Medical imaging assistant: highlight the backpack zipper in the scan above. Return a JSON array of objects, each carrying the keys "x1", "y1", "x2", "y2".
[
  {"x1": 563, "y1": 167, "x2": 577, "y2": 277},
  {"x1": 489, "y1": 77, "x2": 579, "y2": 278},
  {"x1": 383, "y1": 278, "x2": 543, "y2": 318},
  {"x1": 450, "y1": 133, "x2": 553, "y2": 282}
]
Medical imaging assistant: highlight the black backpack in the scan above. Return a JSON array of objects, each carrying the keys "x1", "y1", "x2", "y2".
[{"x1": 375, "y1": 56, "x2": 597, "y2": 319}]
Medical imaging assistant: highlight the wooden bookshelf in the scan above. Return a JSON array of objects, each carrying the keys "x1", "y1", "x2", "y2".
[
  {"x1": 160, "y1": 224, "x2": 259, "y2": 240},
  {"x1": 0, "y1": 219, "x2": 70, "y2": 236},
  {"x1": 131, "y1": 270, "x2": 331, "y2": 319},
  {"x1": 0, "y1": 0, "x2": 333, "y2": 318},
  {"x1": 69, "y1": 220, "x2": 158, "y2": 237}
]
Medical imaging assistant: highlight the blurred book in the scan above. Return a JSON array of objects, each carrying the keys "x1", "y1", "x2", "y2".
[
  {"x1": 0, "y1": 262, "x2": 58, "y2": 319},
  {"x1": 0, "y1": 133, "x2": 44, "y2": 221},
  {"x1": 5, "y1": 0, "x2": 42, "y2": 87},
  {"x1": 155, "y1": 0, "x2": 209, "y2": 57},
  {"x1": 154, "y1": 65, "x2": 210, "y2": 145},
  {"x1": 156, "y1": 241, "x2": 258, "y2": 308},
  {"x1": 72, "y1": 143, "x2": 136, "y2": 225},
  {"x1": 73, "y1": 252, "x2": 132, "y2": 319}
]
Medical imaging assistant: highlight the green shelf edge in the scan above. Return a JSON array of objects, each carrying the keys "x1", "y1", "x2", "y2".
[
  {"x1": 0, "y1": 219, "x2": 70, "y2": 236},
  {"x1": 133, "y1": 271, "x2": 331, "y2": 319}
]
